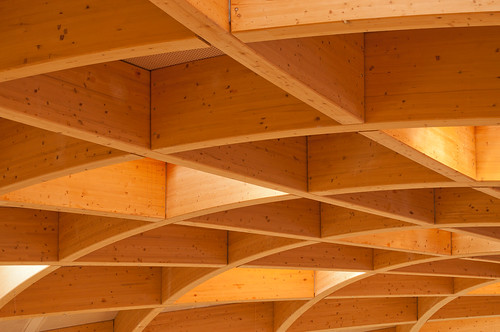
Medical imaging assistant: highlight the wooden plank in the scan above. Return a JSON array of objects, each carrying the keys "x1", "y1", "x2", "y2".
[
  {"x1": 0, "y1": 267, "x2": 161, "y2": 319},
  {"x1": 166, "y1": 164, "x2": 291, "y2": 219},
  {"x1": 394, "y1": 259, "x2": 500, "y2": 278},
  {"x1": 182, "y1": 199, "x2": 320, "y2": 240},
  {"x1": 59, "y1": 214, "x2": 149, "y2": 262},
  {"x1": 0, "y1": 159, "x2": 166, "y2": 221},
  {"x1": 0, "y1": 208, "x2": 58, "y2": 263},
  {"x1": 245, "y1": 243, "x2": 373, "y2": 271},
  {"x1": 44, "y1": 321, "x2": 113, "y2": 332},
  {"x1": 78, "y1": 225, "x2": 227, "y2": 267},
  {"x1": 467, "y1": 281, "x2": 500, "y2": 295},
  {"x1": 364, "y1": 127, "x2": 477, "y2": 181},
  {"x1": 0, "y1": 120, "x2": 134, "y2": 195},
  {"x1": 365, "y1": 27, "x2": 500, "y2": 127},
  {"x1": 308, "y1": 133, "x2": 453, "y2": 194},
  {"x1": 321, "y1": 204, "x2": 416, "y2": 239},
  {"x1": 327, "y1": 274, "x2": 454, "y2": 298},
  {"x1": 329, "y1": 189, "x2": 435, "y2": 225},
  {"x1": 452, "y1": 233, "x2": 500, "y2": 256},
  {"x1": 288, "y1": 297, "x2": 417, "y2": 331},
  {"x1": 231, "y1": 1, "x2": 500, "y2": 41},
  {"x1": 149, "y1": 0, "x2": 365, "y2": 124},
  {"x1": 476, "y1": 126, "x2": 500, "y2": 181},
  {"x1": 151, "y1": 55, "x2": 337, "y2": 154},
  {"x1": 0, "y1": 0, "x2": 205, "y2": 81},
  {"x1": 430, "y1": 296, "x2": 500, "y2": 320},
  {"x1": 176, "y1": 268, "x2": 314, "y2": 304},
  {"x1": 172, "y1": 138, "x2": 308, "y2": 192},
  {"x1": 145, "y1": 303, "x2": 273, "y2": 332},
  {"x1": 0, "y1": 62, "x2": 151, "y2": 154},
  {"x1": 248, "y1": 34, "x2": 365, "y2": 123},
  {"x1": 339, "y1": 229, "x2": 452, "y2": 256},
  {"x1": 435, "y1": 188, "x2": 500, "y2": 227}
]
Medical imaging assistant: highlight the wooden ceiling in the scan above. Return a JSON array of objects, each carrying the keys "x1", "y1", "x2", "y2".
[{"x1": 0, "y1": 0, "x2": 499, "y2": 331}]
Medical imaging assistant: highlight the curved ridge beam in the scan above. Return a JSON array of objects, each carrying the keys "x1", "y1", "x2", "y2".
[
  {"x1": 230, "y1": 1, "x2": 500, "y2": 42},
  {"x1": 1, "y1": 0, "x2": 205, "y2": 82}
]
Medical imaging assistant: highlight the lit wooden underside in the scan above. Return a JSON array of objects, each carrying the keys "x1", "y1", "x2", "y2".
[{"x1": 0, "y1": 1, "x2": 499, "y2": 331}]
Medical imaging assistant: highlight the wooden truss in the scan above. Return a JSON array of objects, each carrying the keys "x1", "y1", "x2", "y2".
[{"x1": 0, "y1": 0, "x2": 499, "y2": 331}]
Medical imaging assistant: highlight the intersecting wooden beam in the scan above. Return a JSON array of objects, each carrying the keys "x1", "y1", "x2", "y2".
[
  {"x1": 230, "y1": 0, "x2": 500, "y2": 42},
  {"x1": 151, "y1": 55, "x2": 337, "y2": 154},
  {"x1": 148, "y1": 0, "x2": 365, "y2": 124}
]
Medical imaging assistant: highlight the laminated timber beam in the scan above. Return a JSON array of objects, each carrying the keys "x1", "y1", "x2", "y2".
[
  {"x1": 0, "y1": 120, "x2": 135, "y2": 195},
  {"x1": 230, "y1": 0, "x2": 500, "y2": 42},
  {"x1": 148, "y1": 0, "x2": 365, "y2": 124},
  {"x1": 0, "y1": 0, "x2": 206, "y2": 82}
]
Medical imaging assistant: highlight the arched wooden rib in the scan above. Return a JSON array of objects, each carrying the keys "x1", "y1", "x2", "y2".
[
  {"x1": 399, "y1": 278, "x2": 500, "y2": 332},
  {"x1": 44, "y1": 321, "x2": 114, "y2": 332},
  {"x1": 0, "y1": 0, "x2": 206, "y2": 82},
  {"x1": 273, "y1": 253, "x2": 443, "y2": 332},
  {"x1": 230, "y1": 1, "x2": 500, "y2": 42}
]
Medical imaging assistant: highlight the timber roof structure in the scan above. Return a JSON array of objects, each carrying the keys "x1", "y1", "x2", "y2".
[{"x1": 0, "y1": 1, "x2": 499, "y2": 331}]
